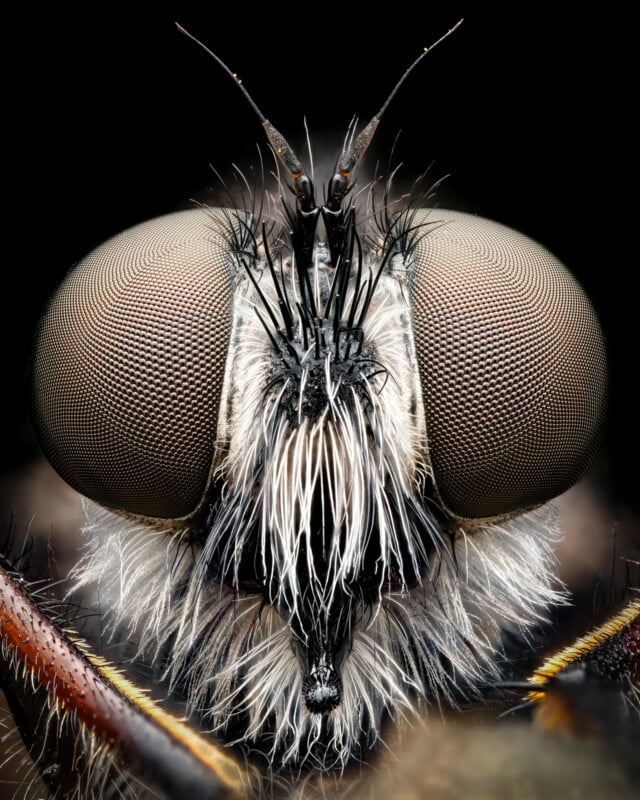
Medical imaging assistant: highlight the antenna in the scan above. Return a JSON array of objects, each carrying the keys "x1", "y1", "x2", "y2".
[
  {"x1": 329, "y1": 19, "x2": 464, "y2": 209},
  {"x1": 176, "y1": 23, "x2": 313, "y2": 210},
  {"x1": 176, "y1": 21, "x2": 463, "y2": 267},
  {"x1": 175, "y1": 20, "x2": 463, "y2": 211}
]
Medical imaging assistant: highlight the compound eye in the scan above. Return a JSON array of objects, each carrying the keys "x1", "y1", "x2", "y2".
[
  {"x1": 410, "y1": 209, "x2": 607, "y2": 520},
  {"x1": 32, "y1": 208, "x2": 237, "y2": 520}
]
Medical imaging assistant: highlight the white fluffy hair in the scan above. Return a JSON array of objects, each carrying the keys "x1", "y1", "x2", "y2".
[
  {"x1": 68, "y1": 238, "x2": 567, "y2": 775},
  {"x1": 70, "y1": 503, "x2": 564, "y2": 773}
]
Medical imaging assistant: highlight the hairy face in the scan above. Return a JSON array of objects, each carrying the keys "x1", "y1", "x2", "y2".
[
  {"x1": 32, "y1": 194, "x2": 606, "y2": 774},
  {"x1": 10, "y1": 19, "x2": 608, "y2": 788}
]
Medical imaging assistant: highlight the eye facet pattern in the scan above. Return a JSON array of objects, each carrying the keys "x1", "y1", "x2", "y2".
[
  {"x1": 32, "y1": 205, "x2": 607, "y2": 525},
  {"x1": 32, "y1": 209, "x2": 237, "y2": 519},
  {"x1": 409, "y1": 209, "x2": 607, "y2": 520},
  {"x1": 28, "y1": 199, "x2": 609, "y2": 777}
]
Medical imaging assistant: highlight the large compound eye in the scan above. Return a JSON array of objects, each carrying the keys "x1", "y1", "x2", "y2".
[
  {"x1": 410, "y1": 209, "x2": 607, "y2": 520},
  {"x1": 32, "y1": 208, "x2": 236, "y2": 520}
]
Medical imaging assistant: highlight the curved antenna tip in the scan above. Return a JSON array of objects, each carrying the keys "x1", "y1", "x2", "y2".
[
  {"x1": 424, "y1": 18, "x2": 464, "y2": 55},
  {"x1": 338, "y1": 18, "x2": 464, "y2": 174}
]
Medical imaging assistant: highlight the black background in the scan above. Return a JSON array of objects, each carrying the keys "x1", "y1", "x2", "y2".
[{"x1": 5, "y1": 5, "x2": 634, "y2": 512}]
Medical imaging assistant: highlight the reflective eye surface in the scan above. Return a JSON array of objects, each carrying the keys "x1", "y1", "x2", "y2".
[
  {"x1": 410, "y1": 209, "x2": 607, "y2": 519},
  {"x1": 32, "y1": 209, "x2": 235, "y2": 519},
  {"x1": 32, "y1": 206, "x2": 607, "y2": 524},
  {"x1": 17, "y1": 18, "x2": 623, "y2": 787}
]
